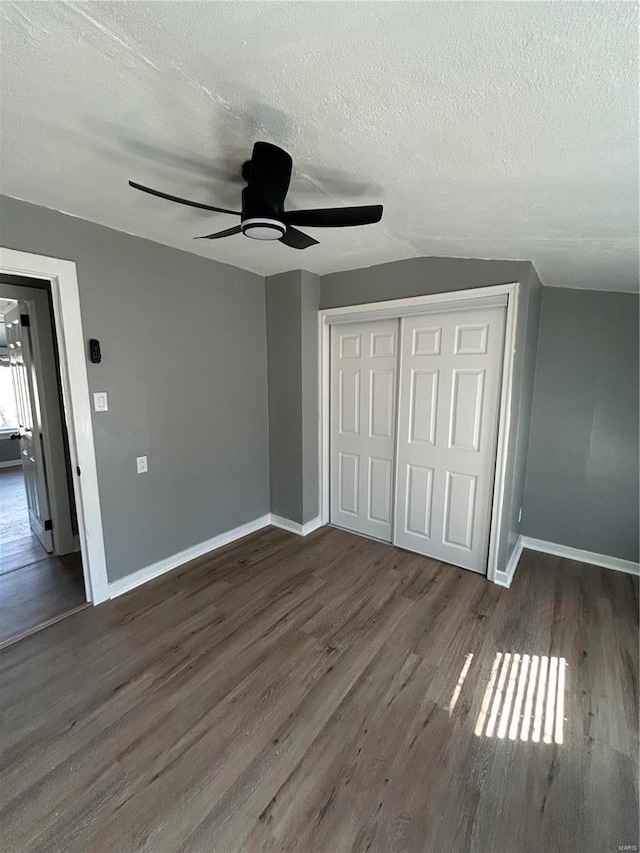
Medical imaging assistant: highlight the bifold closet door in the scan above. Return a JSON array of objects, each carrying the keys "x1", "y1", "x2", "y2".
[
  {"x1": 394, "y1": 306, "x2": 506, "y2": 573},
  {"x1": 330, "y1": 319, "x2": 398, "y2": 541}
]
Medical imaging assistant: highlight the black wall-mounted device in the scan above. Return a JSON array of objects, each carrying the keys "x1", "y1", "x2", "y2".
[{"x1": 89, "y1": 339, "x2": 102, "y2": 363}]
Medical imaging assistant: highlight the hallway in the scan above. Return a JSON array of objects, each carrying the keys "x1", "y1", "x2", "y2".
[{"x1": 0, "y1": 467, "x2": 86, "y2": 647}]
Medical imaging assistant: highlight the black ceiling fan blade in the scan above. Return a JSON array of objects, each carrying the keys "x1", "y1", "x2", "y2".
[
  {"x1": 129, "y1": 181, "x2": 240, "y2": 215},
  {"x1": 279, "y1": 227, "x2": 319, "y2": 250},
  {"x1": 194, "y1": 225, "x2": 242, "y2": 240},
  {"x1": 248, "y1": 142, "x2": 292, "y2": 210},
  {"x1": 283, "y1": 204, "x2": 383, "y2": 228}
]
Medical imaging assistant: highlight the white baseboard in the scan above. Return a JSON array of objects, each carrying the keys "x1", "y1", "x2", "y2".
[
  {"x1": 521, "y1": 537, "x2": 639, "y2": 576},
  {"x1": 494, "y1": 535, "x2": 524, "y2": 588},
  {"x1": 492, "y1": 535, "x2": 638, "y2": 590},
  {"x1": 107, "y1": 512, "x2": 325, "y2": 600},
  {"x1": 270, "y1": 514, "x2": 322, "y2": 536},
  {"x1": 0, "y1": 459, "x2": 21, "y2": 469},
  {"x1": 108, "y1": 514, "x2": 271, "y2": 599}
]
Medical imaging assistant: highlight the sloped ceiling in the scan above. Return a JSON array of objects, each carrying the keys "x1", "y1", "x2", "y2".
[{"x1": 0, "y1": 1, "x2": 637, "y2": 290}]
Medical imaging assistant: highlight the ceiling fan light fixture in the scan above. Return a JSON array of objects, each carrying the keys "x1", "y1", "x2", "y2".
[
  {"x1": 129, "y1": 140, "x2": 383, "y2": 249},
  {"x1": 241, "y1": 217, "x2": 286, "y2": 241}
]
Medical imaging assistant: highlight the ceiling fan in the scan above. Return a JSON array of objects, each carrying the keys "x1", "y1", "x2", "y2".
[{"x1": 129, "y1": 141, "x2": 383, "y2": 250}]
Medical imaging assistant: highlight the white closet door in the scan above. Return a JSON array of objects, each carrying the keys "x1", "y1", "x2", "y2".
[
  {"x1": 330, "y1": 319, "x2": 398, "y2": 541},
  {"x1": 394, "y1": 306, "x2": 506, "y2": 573}
]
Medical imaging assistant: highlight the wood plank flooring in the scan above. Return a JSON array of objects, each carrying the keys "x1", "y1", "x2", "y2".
[
  {"x1": 0, "y1": 525, "x2": 637, "y2": 853},
  {"x1": 0, "y1": 552, "x2": 87, "y2": 647},
  {"x1": 0, "y1": 467, "x2": 87, "y2": 646},
  {"x1": 0, "y1": 467, "x2": 48, "y2": 576}
]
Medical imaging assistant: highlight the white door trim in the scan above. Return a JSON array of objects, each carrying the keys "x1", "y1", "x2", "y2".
[
  {"x1": 0, "y1": 247, "x2": 109, "y2": 604},
  {"x1": 318, "y1": 283, "x2": 519, "y2": 583}
]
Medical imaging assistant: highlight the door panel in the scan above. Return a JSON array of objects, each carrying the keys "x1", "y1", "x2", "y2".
[
  {"x1": 338, "y1": 452, "x2": 359, "y2": 516},
  {"x1": 443, "y1": 471, "x2": 477, "y2": 549},
  {"x1": 405, "y1": 464, "x2": 434, "y2": 538},
  {"x1": 5, "y1": 304, "x2": 53, "y2": 552},
  {"x1": 409, "y1": 369, "x2": 438, "y2": 444},
  {"x1": 370, "y1": 370, "x2": 395, "y2": 438},
  {"x1": 330, "y1": 319, "x2": 398, "y2": 541},
  {"x1": 449, "y1": 370, "x2": 484, "y2": 451},
  {"x1": 454, "y1": 323, "x2": 489, "y2": 355},
  {"x1": 339, "y1": 371, "x2": 360, "y2": 434},
  {"x1": 368, "y1": 457, "x2": 393, "y2": 524},
  {"x1": 412, "y1": 325, "x2": 442, "y2": 356},
  {"x1": 394, "y1": 306, "x2": 505, "y2": 573},
  {"x1": 371, "y1": 331, "x2": 396, "y2": 358}
]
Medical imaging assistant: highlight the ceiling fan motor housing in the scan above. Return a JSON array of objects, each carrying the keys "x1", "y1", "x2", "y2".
[{"x1": 240, "y1": 186, "x2": 286, "y2": 240}]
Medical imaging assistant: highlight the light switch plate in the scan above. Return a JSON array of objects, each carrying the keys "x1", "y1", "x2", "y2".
[
  {"x1": 136, "y1": 456, "x2": 148, "y2": 474},
  {"x1": 93, "y1": 392, "x2": 108, "y2": 412}
]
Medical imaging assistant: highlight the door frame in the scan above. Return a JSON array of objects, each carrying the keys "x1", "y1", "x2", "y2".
[
  {"x1": 4, "y1": 302, "x2": 54, "y2": 553},
  {"x1": 2, "y1": 284, "x2": 79, "y2": 555},
  {"x1": 0, "y1": 247, "x2": 109, "y2": 604},
  {"x1": 318, "y1": 283, "x2": 519, "y2": 582}
]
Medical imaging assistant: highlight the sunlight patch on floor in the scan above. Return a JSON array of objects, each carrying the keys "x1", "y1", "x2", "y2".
[
  {"x1": 471, "y1": 652, "x2": 567, "y2": 744},
  {"x1": 448, "y1": 652, "x2": 473, "y2": 714}
]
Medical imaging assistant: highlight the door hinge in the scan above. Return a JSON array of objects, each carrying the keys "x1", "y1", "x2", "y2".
[
  {"x1": 76, "y1": 466, "x2": 81, "y2": 477},
  {"x1": 20, "y1": 313, "x2": 30, "y2": 327},
  {"x1": 44, "y1": 519, "x2": 53, "y2": 531}
]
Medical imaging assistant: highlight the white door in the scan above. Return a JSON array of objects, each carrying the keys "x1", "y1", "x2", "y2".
[
  {"x1": 394, "y1": 306, "x2": 505, "y2": 573},
  {"x1": 5, "y1": 304, "x2": 53, "y2": 552},
  {"x1": 330, "y1": 319, "x2": 398, "y2": 541}
]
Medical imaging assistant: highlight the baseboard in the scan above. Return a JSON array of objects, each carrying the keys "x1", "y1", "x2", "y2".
[
  {"x1": 108, "y1": 514, "x2": 272, "y2": 599},
  {"x1": 269, "y1": 514, "x2": 323, "y2": 536},
  {"x1": 107, "y1": 512, "x2": 326, "y2": 600},
  {"x1": 105, "y1": 514, "x2": 636, "y2": 602},
  {"x1": 0, "y1": 459, "x2": 21, "y2": 469},
  {"x1": 494, "y1": 535, "x2": 524, "y2": 588},
  {"x1": 521, "y1": 537, "x2": 640, "y2": 576}
]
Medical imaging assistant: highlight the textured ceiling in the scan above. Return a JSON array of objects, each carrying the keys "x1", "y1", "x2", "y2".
[{"x1": 0, "y1": 1, "x2": 637, "y2": 290}]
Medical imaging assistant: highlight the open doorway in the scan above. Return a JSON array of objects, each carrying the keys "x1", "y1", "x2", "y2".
[{"x1": 0, "y1": 278, "x2": 87, "y2": 645}]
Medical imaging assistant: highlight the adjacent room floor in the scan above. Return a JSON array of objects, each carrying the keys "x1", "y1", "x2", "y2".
[
  {"x1": 0, "y1": 467, "x2": 86, "y2": 646},
  {"x1": 0, "y1": 466, "x2": 48, "y2": 575},
  {"x1": 0, "y1": 525, "x2": 637, "y2": 852}
]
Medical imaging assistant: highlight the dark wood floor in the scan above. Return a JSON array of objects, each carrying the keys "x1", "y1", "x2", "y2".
[
  {"x1": 0, "y1": 525, "x2": 637, "y2": 852},
  {"x1": 0, "y1": 467, "x2": 87, "y2": 646},
  {"x1": 0, "y1": 551, "x2": 87, "y2": 647}
]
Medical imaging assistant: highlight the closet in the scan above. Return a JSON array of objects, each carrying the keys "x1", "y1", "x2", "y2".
[{"x1": 329, "y1": 303, "x2": 506, "y2": 574}]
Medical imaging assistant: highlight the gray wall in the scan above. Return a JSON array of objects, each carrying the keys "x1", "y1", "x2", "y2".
[
  {"x1": 523, "y1": 288, "x2": 639, "y2": 562},
  {"x1": 266, "y1": 271, "x2": 303, "y2": 523},
  {"x1": 0, "y1": 195, "x2": 269, "y2": 583},
  {"x1": 3, "y1": 192, "x2": 633, "y2": 585},
  {"x1": 321, "y1": 256, "x2": 542, "y2": 574},
  {"x1": 301, "y1": 271, "x2": 321, "y2": 523},
  {"x1": 321, "y1": 256, "x2": 533, "y2": 309},
  {"x1": 266, "y1": 269, "x2": 320, "y2": 525}
]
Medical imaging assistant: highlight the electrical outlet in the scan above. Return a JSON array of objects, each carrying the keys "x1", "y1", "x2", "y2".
[{"x1": 136, "y1": 456, "x2": 148, "y2": 474}]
